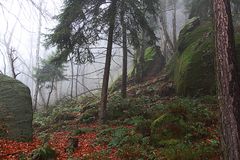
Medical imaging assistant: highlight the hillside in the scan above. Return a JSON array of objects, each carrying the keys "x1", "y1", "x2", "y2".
[{"x1": 2, "y1": 17, "x2": 239, "y2": 160}]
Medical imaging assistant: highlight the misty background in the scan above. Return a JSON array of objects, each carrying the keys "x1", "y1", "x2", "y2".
[{"x1": 0, "y1": 0, "x2": 187, "y2": 108}]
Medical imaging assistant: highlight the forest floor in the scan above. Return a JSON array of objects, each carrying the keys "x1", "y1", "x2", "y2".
[{"x1": 0, "y1": 75, "x2": 221, "y2": 160}]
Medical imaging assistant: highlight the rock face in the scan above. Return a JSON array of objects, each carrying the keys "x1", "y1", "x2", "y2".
[
  {"x1": 0, "y1": 75, "x2": 33, "y2": 142},
  {"x1": 169, "y1": 18, "x2": 240, "y2": 96},
  {"x1": 142, "y1": 47, "x2": 166, "y2": 80}
]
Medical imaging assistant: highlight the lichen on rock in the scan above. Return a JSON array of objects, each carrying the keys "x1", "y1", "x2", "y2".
[{"x1": 0, "y1": 75, "x2": 33, "y2": 142}]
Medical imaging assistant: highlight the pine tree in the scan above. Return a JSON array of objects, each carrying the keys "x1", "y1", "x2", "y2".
[
  {"x1": 213, "y1": 0, "x2": 240, "y2": 159},
  {"x1": 46, "y1": 0, "x2": 159, "y2": 123}
]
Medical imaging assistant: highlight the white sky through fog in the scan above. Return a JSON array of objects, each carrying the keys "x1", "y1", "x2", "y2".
[
  {"x1": 0, "y1": 0, "x2": 124, "y2": 105},
  {"x1": 0, "y1": 0, "x2": 187, "y2": 106},
  {"x1": 0, "y1": 0, "x2": 63, "y2": 76}
]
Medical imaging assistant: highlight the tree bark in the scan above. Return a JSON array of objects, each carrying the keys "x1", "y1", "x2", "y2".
[
  {"x1": 75, "y1": 64, "x2": 79, "y2": 97},
  {"x1": 46, "y1": 79, "x2": 54, "y2": 110},
  {"x1": 99, "y1": 0, "x2": 117, "y2": 123},
  {"x1": 172, "y1": 0, "x2": 177, "y2": 52},
  {"x1": 158, "y1": 0, "x2": 174, "y2": 53},
  {"x1": 136, "y1": 30, "x2": 146, "y2": 83},
  {"x1": 33, "y1": 1, "x2": 43, "y2": 111},
  {"x1": 70, "y1": 58, "x2": 74, "y2": 99},
  {"x1": 8, "y1": 48, "x2": 18, "y2": 79},
  {"x1": 213, "y1": 0, "x2": 240, "y2": 159},
  {"x1": 82, "y1": 65, "x2": 86, "y2": 93},
  {"x1": 120, "y1": 3, "x2": 128, "y2": 99}
]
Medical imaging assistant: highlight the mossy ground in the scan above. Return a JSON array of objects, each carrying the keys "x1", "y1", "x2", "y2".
[
  {"x1": 32, "y1": 78, "x2": 220, "y2": 159},
  {"x1": 5, "y1": 18, "x2": 228, "y2": 160}
]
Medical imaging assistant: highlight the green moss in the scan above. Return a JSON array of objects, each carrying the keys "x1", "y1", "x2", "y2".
[
  {"x1": 31, "y1": 145, "x2": 57, "y2": 160},
  {"x1": 0, "y1": 75, "x2": 33, "y2": 142},
  {"x1": 144, "y1": 47, "x2": 155, "y2": 61},
  {"x1": 171, "y1": 21, "x2": 213, "y2": 96},
  {"x1": 170, "y1": 20, "x2": 240, "y2": 97},
  {"x1": 178, "y1": 19, "x2": 210, "y2": 52}
]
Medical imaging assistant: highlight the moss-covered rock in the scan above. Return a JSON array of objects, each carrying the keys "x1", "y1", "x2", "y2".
[
  {"x1": 143, "y1": 47, "x2": 165, "y2": 80},
  {"x1": 0, "y1": 75, "x2": 33, "y2": 142},
  {"x1": 170, "y1": 18, "x2": 240, "y2": 96},
  {"x1": 178, "y1": 17, "x2": 201, "y2": 53}
]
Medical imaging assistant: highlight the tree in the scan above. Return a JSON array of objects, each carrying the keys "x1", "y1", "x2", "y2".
[
  {"x1": 156, "y1": 0, "x2": 175, "y2": 60},
  {"x1": 101, "y1": 0, "x2": 159, "y2": 120},
  {"x1": 99, "y1": 0, "x2": 118, "y2": 123},
  {"x1": 185, "y1": 0, "x2": 240, "y2": 21},
  {"x1": 1, "y1": 18, "x2": 20, "y2": 79},
  {"x1": 46, "y1": 0, "x2": 159, "y2": 123},
  {"x1": 120, "y1": 1, "x2": 128, "y2": 98},
  {"x1": 33, "y1": 1, "x2": 43, "y2": 111},
  {"x1": 184, "y1": 0, "x2": 212, "y2": 20},
  {"x1": 172, "y1": 0, "x2": 177, "y2": 51},
  {"x1": 34, "y1": 56, "x2": 66, "y2": 109},
  {"x1": 7, "y1": 48, "x2": 20, "y2": 79},
  {"x1": 213, "y1": 0, "x2": 240, "y2": 159}
]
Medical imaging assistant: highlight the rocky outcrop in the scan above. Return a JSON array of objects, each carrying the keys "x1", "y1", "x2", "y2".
[
  {"x1": 169, "y1": 18, "x2": 240, "y2": 96},
  {"x1": 0, "y1": 75, "x2": 33, "y2": 142}
]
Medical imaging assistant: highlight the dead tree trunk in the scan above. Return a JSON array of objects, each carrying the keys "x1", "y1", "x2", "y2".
[
  {"x1": 7, "y1": 48, "x2": 19, "y2": 79},
  {"x1": 0, "y1": 50, "x2": 7, "y2": 74},
  {"x1": 213, "y1": 0, "x2": 240, "y2": 159},
  {"x1": 99, "y1": 0, "x2": 117, "y2": 123}
]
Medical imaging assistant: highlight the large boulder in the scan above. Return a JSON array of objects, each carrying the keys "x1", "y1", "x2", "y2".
[
  {"x1": 0, "y1": 75, "x2": 33, "y2": 142},
  {"x1": 142, "y1": 46, "x2": 166, "y2": 80},
  {"x1": 169, "y1": 18, "x2": 240, "y2": 96}
]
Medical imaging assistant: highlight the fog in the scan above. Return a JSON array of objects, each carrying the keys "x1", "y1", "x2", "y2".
[{"x1": 0, "y1": 0, "x2": 187, "y2": 108}]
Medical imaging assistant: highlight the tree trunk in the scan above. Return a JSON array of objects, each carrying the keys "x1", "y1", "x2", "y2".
[
  {"x1": 0, "y1": 51, "x2": 7, "y2": 74},
  {"x1": 33, "y1": 1, "x2": 43, "y2": 111},
  {"x1": 158, "y1": 1, "x2": 174, "y2": 53},
  {"x1": 172, "y1": 0, "x2": 177, "y2": 52},
  {"x1": 136, "y1": 31, "x2": 146, "y2": 83},
  {"x1": 120, "y1": 4, "x2": 128, "y2": 99},
  {"x1": 46, "y1": 79, "x2": 54, "y2": 110},
  {"x1": 82, "y1": 65, "x2": 86, "y2": 93},
  {"x1": 39, "y1": 86, "x2": 46, "y2": 107},
  {"x1": 8, "y1": 48, "x2": 18, "y2": 79},
  {"x1": 99, "y1": 0, "x2": 117, "y2": 123},
  {"x1": 70, "y1": 58, "x2": 74, "y2": 99},
  {"x1": 75, "y1": 64, "x2": 79, "y2": 97},
  {"x1": 213, "y1": 0, "x2": 240, "y2": 159},
  {"x1": 55, "y1": 81, "x2": 58, "y2": 102}
]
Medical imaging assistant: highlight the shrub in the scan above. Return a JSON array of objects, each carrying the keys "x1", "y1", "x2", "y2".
[
  {"x1": 106, "y1": 94, "x2": 129, "y2": 120},
  {"x1": 151, "y1": 112, "x2": 187, "y2": 143},
  {"x1": 79, "y1": 108, "x2": 98, "y2": 123},
  {"x1": 135, "y1": 120, "x2": 151, "y2": 137},
  {"x1": 161, "y1": 142, "x2": 220, "y2": 160},
  {"x1": 72, "y1": 128, "x2": 94, "y2": 136},
  {"x1": 80, "y1": 150, "x2": 110, "y2": 160},
  {"x1": 31, "y1": 145, "x2": 57, "y2": 160},
  {"x1": 117, "y1": 144, "x2": 160, "y2": 160}
]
